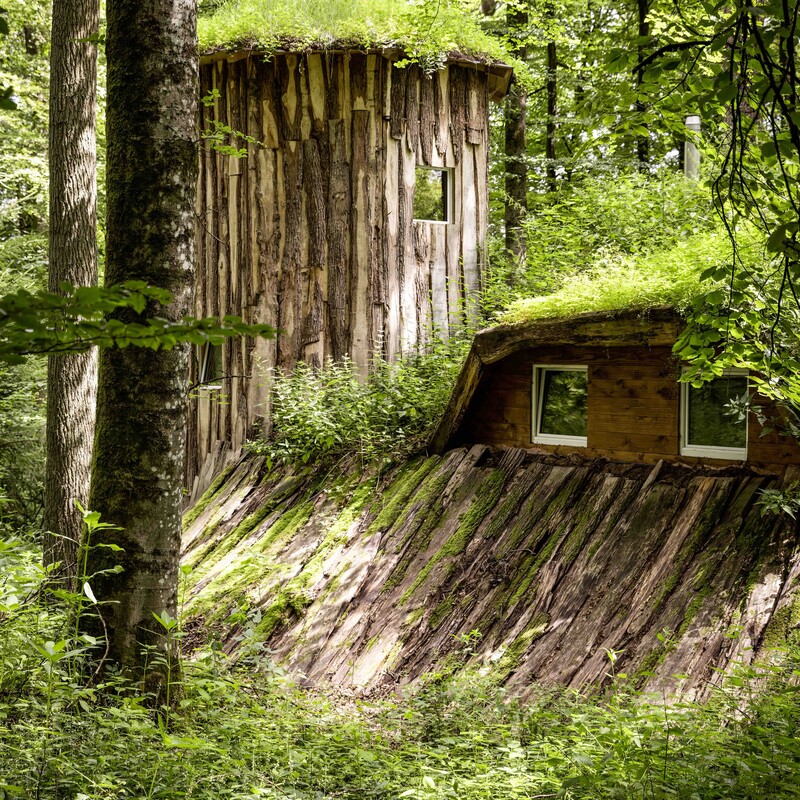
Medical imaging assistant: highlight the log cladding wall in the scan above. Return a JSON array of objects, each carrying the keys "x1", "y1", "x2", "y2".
[
  {"x1": 458, "y1": 345, "x2": 800, "y2": 469},
  {"x1": 190, "y1": 52, "x2": 492, "y2": 486}
]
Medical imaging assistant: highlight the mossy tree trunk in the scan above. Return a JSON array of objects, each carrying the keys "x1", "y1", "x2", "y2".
[
  {"x1": 87, "y1": 0, "x2": 197, "y2": 691},
  {"x1": 43, "y1": 0, "x2": 99, "y2": 580}
]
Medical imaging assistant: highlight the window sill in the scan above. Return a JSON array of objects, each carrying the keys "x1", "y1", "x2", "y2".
[
  {"x1": 533, "y1": 434, "x2": 588, "y2": 447},
  {"x1": 680, "y1": 445, "x2": 747, "y2": 460}
]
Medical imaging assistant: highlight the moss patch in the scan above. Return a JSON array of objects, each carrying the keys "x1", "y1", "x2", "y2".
[
  {"x1": 493, "y1": 613, "x2": 550, "y2": 680},
  {"x1": 199, "y1": 0, "x2": 510, "y2": 64},
  {"x1": 183, "y1": 463, "x2": 236, "y2": 529},
  {"x1": 400, "y1": 469, "x2": 507, "y2": 603}
]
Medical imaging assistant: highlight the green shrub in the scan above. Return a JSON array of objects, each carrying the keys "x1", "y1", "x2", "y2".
[
  {"x1": 249, "y1": 339, "x2": 468, "y2": 469},
  {"x1": 1, "y1": 530, "x2": 800, "y2": 800}
]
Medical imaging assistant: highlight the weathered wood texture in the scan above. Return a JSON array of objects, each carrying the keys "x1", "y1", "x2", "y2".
[
  {"x1": 190, "y1": 52, "x2": 494, "y2": 489},
  {"x1": 183, "y1": 448, "x2": 800, "y2": 700}
]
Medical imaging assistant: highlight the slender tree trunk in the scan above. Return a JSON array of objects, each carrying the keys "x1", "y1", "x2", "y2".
[
  {"x1": 635, "y1": 0, "x2": 650, "y2": 169},
  {"x1": 87, "y1": 0, "x2": 197, "y2": 691},
  {"x1": 504, "y1": 2, "x2": 528, "y2": 264},
  {"x1": 44, "y1": 0, "x2": 99, "y2": 579},
  {"x1": 546, "y1": 40, "x2": 558, "y2": 192}
]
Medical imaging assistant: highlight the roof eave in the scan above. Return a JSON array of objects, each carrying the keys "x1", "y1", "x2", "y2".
[{"x1": 199, "y1": 47, "x2": 513, "y2": 101}]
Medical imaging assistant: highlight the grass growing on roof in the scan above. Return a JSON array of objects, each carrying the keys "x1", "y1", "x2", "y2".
[
  {"x1": 198, "y1": 0, "x2": 510, "y2": 64},
  {"x1": 499, "y1": 228, "x2": 765, "y2": 326}
]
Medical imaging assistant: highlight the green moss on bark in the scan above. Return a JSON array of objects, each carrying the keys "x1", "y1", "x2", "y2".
[
  {"x1": 400, "y1": 469, "x2": 507, "y2": 604},
  {"x1": 183, "y1": 463, "x2": 236, "y2": 528}
]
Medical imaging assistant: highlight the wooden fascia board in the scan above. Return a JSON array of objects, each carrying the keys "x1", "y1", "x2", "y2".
[
  {"x1": 474, "y1": 308, "x2": 682, "y2": 364},
  {"x1": 430, "y1": 348, "x2": 484, "y2": 453}
]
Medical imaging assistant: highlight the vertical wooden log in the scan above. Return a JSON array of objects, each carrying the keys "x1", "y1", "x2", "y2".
[
  {"x1": 260, "y1": 58, "x2": 280, "y2": 149},
  {"x1": 461, "y1": 140, "x2": 479, "y2": 327},
  {"x1": 214, "y1": 60, "x2": 229, "y2": 445},
  {"x1": 327, "y1": 119, "x2": 350, "y2": 361},
  {"x1": 228, "y1": 64, "x2": 246, "y2": 447},
  {"x1": 278, "y1": 53, "x2": 302, "y2": 141},
  {"x1": 351, "y1": 109, "x2": 373, "y2": 373},
  {"x1": 351, "y1": 52, "x2": 368, "y2": 110},
  {"x1": 435, "y1": 69, "x2": 449, "y2": 158},
  {"x1": 371, "y1": 58, "x2": 389, "y2": 360},
  {"x1": 405, "y1": 64, "x2": 420, "y2": 154},
  {"x1": 420, "y1": 72, "x2": 435, "y2": 164},
  {"x1": 465, "y1": 70, "x2": 484, "y2": 145},
  {"x1": 398, "y1": 136, "x2": 417, "y2": 352},
  {"x1": 302, "y1": 138, "x2": 326, "y2": 367},
  {"x1": 449, "y1": 66, "x2": 467, "y2": 164},
  {"x1": 390, "y1": 63, "x2": 407, "y2": 140},
  {"x1": 278, "y1": 139, "x2": 304, "y2": 370},
  {"x1": 325, "y1": 52, "x2": 343, "y2": 120},
  {"x1": 430, "y1": 222, "x2": 448, "y2": 337},
  {"x1": 413, "y1": 222, "x2": 431, "y2": 346}
]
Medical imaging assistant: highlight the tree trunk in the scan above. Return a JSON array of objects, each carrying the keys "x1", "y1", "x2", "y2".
[
  {"x1": 87, "y1": 0, "x2": 197, "y2": 691},
  {"x1": 546, "y1": 40, "x2": 558, "y2": 192},
  {"x1": 44, "y1": 0, "x2": 99, "y2": 580},
  {"x1": 635, "y1": 0, "x2": 650, "y2": 169},
  {"x1": 504, "y1": 2, "x2": 528, "y2": 265}
]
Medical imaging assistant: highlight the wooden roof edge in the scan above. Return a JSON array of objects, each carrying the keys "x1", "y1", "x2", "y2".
[
  {"x1": 430, "y1": 305, "x2": 683, "y2": 454},
  {"x1": 473, "y1": 306, "x2": 684, "y2": 364},
  {"x1": 199, "y1": 47, "x2": 513, "y2": 98},
  {"x1": 430, "y1": 347, "x2": 485, "y2": 454}
]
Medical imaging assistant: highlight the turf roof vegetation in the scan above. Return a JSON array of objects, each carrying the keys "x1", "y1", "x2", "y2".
[
  {"x1": 498, "y1": 229, "x2": 763, "y2": 326},
  {"x1": 198, "y1": 0, "x2": 510, "y2": 62}
]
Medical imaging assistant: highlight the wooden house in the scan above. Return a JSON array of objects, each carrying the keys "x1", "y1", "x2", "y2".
[
  {"x1": 432, "y1": 307, "x2": 800, "y2": 470},
  {"x1": 188, "y1": 47, "x2": 512, "y2": 489}
]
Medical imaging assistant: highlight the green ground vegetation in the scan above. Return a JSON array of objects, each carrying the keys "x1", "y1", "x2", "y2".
[{"x1": 2, "y1": 528, "x2": 800, "y2": 799}]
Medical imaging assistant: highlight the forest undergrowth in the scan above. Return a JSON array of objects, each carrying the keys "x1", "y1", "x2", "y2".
[{"x1": 1, "y1": 517, "x2": 799, "y2": 800}]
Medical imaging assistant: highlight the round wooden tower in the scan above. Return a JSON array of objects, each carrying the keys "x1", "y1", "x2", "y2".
[{"x1": 189, "y1": 47, "x2": 511, "y2": 489}]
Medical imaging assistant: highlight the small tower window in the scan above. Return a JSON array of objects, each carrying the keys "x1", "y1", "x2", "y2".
[
  {"x1": 680, "y1": 369, "x2": 748, "y2": 459},
  {"x1": 413, "y1": 166, "x2": 452, "y2": 223},
  {"x1": 532, "y1": 366, "x2": 588, "y2": 447},
  {"x1": 198, "y1": 343, "x2": 224, "y2": 389}
]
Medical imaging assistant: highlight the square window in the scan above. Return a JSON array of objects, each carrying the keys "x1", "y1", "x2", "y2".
[
  {"x1": 532, "y1": 366, "x2": 588, "y2": 446},
  {"x1": 680, "y1": 369, "x2": 748, "y2": 460},
  {"x1": 413, "y1": 166, "x2": 451, "y2": 222},
  {"x1": 198, "y1": 343, "x2": 223, "y2": 389}
]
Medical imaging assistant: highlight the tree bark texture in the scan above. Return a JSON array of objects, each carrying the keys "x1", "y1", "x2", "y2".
[
  {"x1": 189, "y1": 55, "x2": 499, "y2": 493},
  {"x1": 546, "y1": 41, "x2": 558, "y2": 192},
  {"x1": 636, "y1": 0, "x2": 650, "y2": 168},
  {"x1": 504, "y1": 3, "x2": 528, "y2": 264},
  {"x1": 88, "y1": 0, "x2": 197, "y2": 684},
  {"x1": 44, "y1": 0, "x2": 100, "y2": 578}
]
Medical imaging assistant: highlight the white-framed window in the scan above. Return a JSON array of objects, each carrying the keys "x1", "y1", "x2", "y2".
[
  {"x1": 413, "y1": 166, "x2": 453, "y2": 223},
  {"x1": 680, "y1": 368, "x2": 748, "y2": 460},
  {"x1": 532, "y1": 365, "x2": 588, "y2": 447},
  {"x1": 197, "y1": 342, "x2": 223, "y2": 390}
]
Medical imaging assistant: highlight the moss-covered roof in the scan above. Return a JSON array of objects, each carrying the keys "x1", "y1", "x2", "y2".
[
  {"x1": 198, "y1": 0, "x2": 511, "y2": 65},
  {"x1": 498, "y1": 230, "x2": 729, "y2": 327}
]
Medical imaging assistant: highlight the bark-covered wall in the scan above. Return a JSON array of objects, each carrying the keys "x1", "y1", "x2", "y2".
[
  {"x1": 182, "y1": 447, "x2": 800, "y2": 700},
  {"x1": 190, "y1": 51, "x2": 499, "y2": 488}
]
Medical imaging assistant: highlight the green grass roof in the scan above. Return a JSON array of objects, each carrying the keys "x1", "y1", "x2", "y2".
[
  {"x1": 198, "y1": 0, "x2": 510, "y2": 63},
  {"x1": 498, "y1": 230, "x2": 741, "y2": 326}
]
